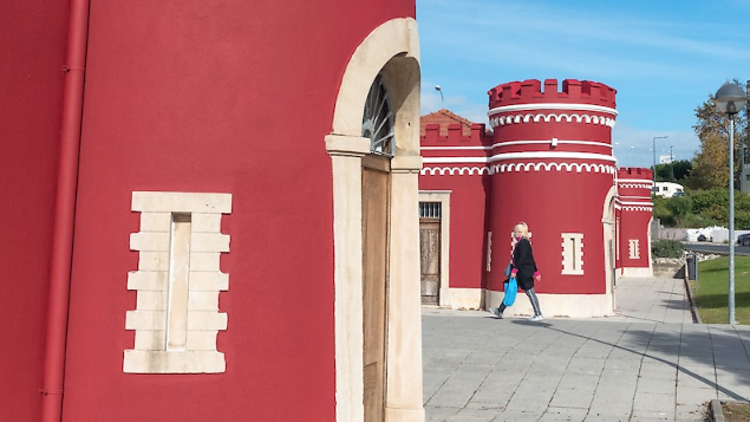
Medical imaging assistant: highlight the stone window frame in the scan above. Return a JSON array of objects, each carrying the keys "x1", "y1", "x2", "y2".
[
  {"x1": 561, "y1": 233, "x2": 584, "y2": 275},
  {"x1": 123, "y1": 191, "x2": 231, "y2": 374},
  {"x1": 628, "y1": 239, "x2": 640, "y2": 260}
]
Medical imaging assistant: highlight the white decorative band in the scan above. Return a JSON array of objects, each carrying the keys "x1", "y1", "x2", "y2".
[
  {"x1": 489, "y1": 151, "x2": 617, "y2": 163},
  {"x1": 618, "y1": 196, "x2": 653, "y2": 201},
  {"x1": 421, "y1": 162, "x2": 617, "y2": 176},
  {"x1": 488, "y1": 103, "x2": 618, "y2": 116},
  {"x1": 489, "y1": 112, "x2": 616, "y2": 129},
  {"x1": 422, "y1": 151, "x2": 617, "y2": 164},
  {"x1": 620, "y1": 200, "x2": 654, "y2": 206},
  {"x1": 617, "y1": 179, "x2": 654, "y2": 186},
  {"x1": 622, "y1": 206, "x2": 653, "y2": 212},
  {"x1": 491, "y1": 140, "x2": 612, "y2": 149},
  {"x1": 421, "y1": 166, "x2": 491, "y2": 176},
  {"x1": 618, "y1": 183, "x2": 652, "y2": 189}
]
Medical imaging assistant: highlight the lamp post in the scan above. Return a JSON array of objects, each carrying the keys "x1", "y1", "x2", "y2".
[
  {"x1": 652, "y1": 136, "x2": 668, "y2": 183},
  {"x1": 435, "y1": 85, "x2": 444, "y2": 110},
  {"x1": 715, "y1": 82, "x2": 747, "y2": 325}
]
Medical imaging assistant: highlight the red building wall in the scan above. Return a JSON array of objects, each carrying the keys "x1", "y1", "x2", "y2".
[
  {"x1": 420, "y1": 124, "x2": 492, "y2": 290},
  {"x1": 0, "y1": 1, "x2": 419, "y2": 421},
  {"x1": 0, "y1": 2, "x2": 69, "y2": 420},
  {"x1": 487, "y1": 79, "x2": 618, "y2": 295}
]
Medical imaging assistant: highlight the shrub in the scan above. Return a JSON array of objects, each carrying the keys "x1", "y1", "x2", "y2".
[{"x1": 651, "y1": 240, "x2": 683, "y2": 258}]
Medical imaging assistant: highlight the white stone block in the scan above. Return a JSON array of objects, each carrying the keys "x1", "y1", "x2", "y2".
[
  {"x1": 189, "y1": 272, "x2": 229, "y2": 291},
  {"x1": 134, "y1": 330, "x2": 166, "y2": 351},
  {"x1": 130, "y1": 232, "x2": 171, "y2": 252},
  {"x1": 187, "y1": 311, "x2": 227, "y2": 330},
  {"x1": 138, "y1": 212, "x2": 171, "y2": 232},
  {"x1": 123, "y1": 350, "x2": 226, "y2": 373},
  {"x1": 132, "y1": 192, "x2": 232, "y2": 214},
  {"x1": 191, "y1": 233, "x2": 230, "y2": 253},
  {"x1": 186, "y1": 331, "x2": 219, "y2": 351},
  {"x1": 190, "y1": 253, "x2": 221, "y2": 271},
  {"x1": 126, "y1": 310, "x2": 166, "y2": 331},
  {"x1": 188, "y1": 291, "x2": 220, "y2": 311},
  {"x1": 192, "y1": 213, "x2": 223, "y2": 233},
  {"x1": 137, "y1": 252, "x2": 170, "y2": 271},
  {"x1": 136, "y1": 291, "x2": 167, "y2": 311},
  {"x1": 127, "y1": 271, "x2": 168, "y2": 291}
]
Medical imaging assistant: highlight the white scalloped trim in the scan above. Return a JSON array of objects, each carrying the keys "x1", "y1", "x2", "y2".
[
  {"x1": 618, "y1": 183, "x2": 652, "y2": 189},
  {"x1": 621, "y1": 206, "x2": 653, "y2": 212},
  {"x1": 489, "y1": 112, "x2": 616, "y2": 129},
  {"x1": 421, "y1": 162, "x2": 617, "y2": 176}
]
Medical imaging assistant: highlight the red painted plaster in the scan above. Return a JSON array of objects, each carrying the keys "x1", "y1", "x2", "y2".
[
  {"x1": 55, "y1": 1, "x2": 415, "y2": 421},
  {"x1": 0, "y1": 1, "x2": 69, "y2": 419}
]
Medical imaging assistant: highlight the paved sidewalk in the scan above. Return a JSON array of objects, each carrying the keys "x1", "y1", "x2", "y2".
[{"x1": 423, "y1": 277, "x2": 750, "y2": 421}]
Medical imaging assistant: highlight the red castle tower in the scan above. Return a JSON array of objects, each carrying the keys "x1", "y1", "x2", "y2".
[
  {"x1": 419, "y1": 79, "x2": 653, "y2": 318},
  {"x1": 486, "y1": 79, "x2": 619, "y2": 317},
  {"x1": 616, "y1": 168, "x2": 654, "y2": 277}
]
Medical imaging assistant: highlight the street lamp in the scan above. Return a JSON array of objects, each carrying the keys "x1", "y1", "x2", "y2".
[
  {"x1": 652, "y1": 136, "x2": 668, "y2": 183},
  {"x1": 715, "y1": 82, "x2": 747, "y2": 325},
  {"x1": 435, "y1": 85, "x2": 444, "y2": 110}
]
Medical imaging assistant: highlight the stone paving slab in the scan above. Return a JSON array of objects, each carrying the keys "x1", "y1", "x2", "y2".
[{"x1": 423, "y1": 277, "x2": 750, "y2": 421}]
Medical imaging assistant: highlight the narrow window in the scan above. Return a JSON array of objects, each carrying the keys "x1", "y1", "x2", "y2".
[
  {"x1": 561, "y1": 233, "x2": 584, "y2": 275},
  {"x1": 167, "y1": 213, "x2": 191, "y2": 351},
  {"x1": 628, "y1": 239, "x2": 640, "y2": 260}
]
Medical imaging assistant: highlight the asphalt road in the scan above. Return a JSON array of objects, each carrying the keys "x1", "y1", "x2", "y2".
[{"x1": 681, "y1": 242, "x2": 750, "y2": 256}]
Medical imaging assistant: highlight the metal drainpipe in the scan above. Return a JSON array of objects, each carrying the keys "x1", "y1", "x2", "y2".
[{"x1": 40, "y1": 0, "x2": 90, "y2": 420}]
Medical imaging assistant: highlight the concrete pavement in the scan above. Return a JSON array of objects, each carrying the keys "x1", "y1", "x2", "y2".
[{"x1": 422, "y1": 277, "x2": 750, "y2": 421}]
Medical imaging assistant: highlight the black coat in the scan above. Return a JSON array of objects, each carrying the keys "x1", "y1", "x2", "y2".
[{"x1": 512, "y1": 238, "x2": 538, "y2": 291}]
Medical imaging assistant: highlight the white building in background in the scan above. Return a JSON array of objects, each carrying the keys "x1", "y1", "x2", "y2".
[{"x1": 652, "y1": 182, "x2": 684, "y2": 198}]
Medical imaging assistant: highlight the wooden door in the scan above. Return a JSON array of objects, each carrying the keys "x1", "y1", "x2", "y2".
[
  {"x1": 361, "y1": 155, "x2": 389, "y2": 422},
  {"x1": 420, "y1": 220, "x2": 440, "y2": 305}
]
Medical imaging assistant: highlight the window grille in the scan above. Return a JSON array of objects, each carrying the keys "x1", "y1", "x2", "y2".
[
  {"x1": 362, "y1": 74, "x2": 395, "y2": 157},
  {"x1": 419, "y1": 202, "x2": 442, "y2": 218}
]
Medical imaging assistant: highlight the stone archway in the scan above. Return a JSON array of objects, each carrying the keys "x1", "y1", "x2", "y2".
[
  {"x1": 602, "y1": 185, "x2": 617, "y2": 314},
  {"x1": 325, "y1": 18, "x2": 424, "y2": 422}
]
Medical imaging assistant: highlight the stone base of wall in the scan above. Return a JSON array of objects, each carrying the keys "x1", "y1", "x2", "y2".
[
  {"x1": 485, "y1": 290, "x2": 614, "y2": 318},
  {"x1": 445, "y1": 288, "x2": 484, "y2": 310},
  {"x1": 620, "y1": 267, "x2": 653, "y2": 278}
]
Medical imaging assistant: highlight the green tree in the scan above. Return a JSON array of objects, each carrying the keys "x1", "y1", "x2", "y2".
[
  {"x1": 671, "y1": 160, "x2": 692, "y2": 181},
  {"x1": 689, "y1": 82, "x2": 748, "y2": 189}
]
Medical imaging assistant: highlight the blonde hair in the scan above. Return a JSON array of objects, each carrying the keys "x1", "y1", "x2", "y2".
[{"x1": 513, "y1": 222, "x2": 530, "y2": 239}]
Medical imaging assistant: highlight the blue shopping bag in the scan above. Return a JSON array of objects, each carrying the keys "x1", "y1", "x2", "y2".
[{"x1": 503, "y1": 278, "x2": 517, "y2": 306}]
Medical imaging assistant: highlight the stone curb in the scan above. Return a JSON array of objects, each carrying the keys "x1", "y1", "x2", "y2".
[
  {"x1": 710, "y1": 399, "x2": 726, "y2": 422},
  {"x1": 683, "y1": 266, "x2": 703, "y2": 324}
]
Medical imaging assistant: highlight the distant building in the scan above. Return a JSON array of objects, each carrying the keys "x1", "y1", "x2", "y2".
[
  {"x1": 418, "y1": 79, "x2": 654, "y2": 318},
  {"x1": 652, "y1": 182, "x2": 685, "y2": 198}
]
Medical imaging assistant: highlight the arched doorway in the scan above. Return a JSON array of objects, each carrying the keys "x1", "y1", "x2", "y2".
[
  {"x1": 361, "y1": 74, "x2": 393, "y2": 421},
  {"x1": 325, "y1": 18, "x2": 424, "y2": 422}
]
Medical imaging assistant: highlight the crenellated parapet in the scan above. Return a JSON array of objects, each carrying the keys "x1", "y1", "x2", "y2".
[
  {"x1": 616, "y1": 167, "x2": 653, "y2": 212},
  {"x1": 488, "y1": 79, "x2": 617, "y2": 110},
  {"x1": 421, "y1": 123, "x2": 493, "y2": 148}
]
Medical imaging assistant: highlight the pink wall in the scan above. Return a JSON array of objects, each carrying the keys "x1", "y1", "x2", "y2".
[
  {"x1": 60, "y1": 1, "x2": 415, "y2": 421},
  {"x1": 0, "y1": 2, "x2": 69, "y2": 420}
]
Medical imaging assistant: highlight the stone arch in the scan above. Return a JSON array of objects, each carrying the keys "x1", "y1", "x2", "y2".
[
  {"x1": 325, "y1": 17, "x2": 424, "y2": 422},
  {"x1": 602, "y1": 185, "x2": 617, "y2": 314}
]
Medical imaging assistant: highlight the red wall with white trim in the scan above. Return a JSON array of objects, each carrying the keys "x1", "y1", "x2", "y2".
[
  {"x1": 420, "y1": 124, "x2": 492, "y2": 291},
  {"x1": 0, "y1": 2, "x2": 69, "y2": 419},
  {"x1": 0, "y1": 1, "x2": 418, "y2": 421}
]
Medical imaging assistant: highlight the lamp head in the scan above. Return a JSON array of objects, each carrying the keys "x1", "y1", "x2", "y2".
[
  {"x1": 434, "y1": 85, "x2": 441, "y2": 92},
  {"x1": 715, "y1": 83, "x2": 747, "y2": 115}
]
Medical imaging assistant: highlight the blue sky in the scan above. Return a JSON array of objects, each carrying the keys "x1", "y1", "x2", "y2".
[{"x1": 416, "y1": 0, "x2": 750, "y2": 168}]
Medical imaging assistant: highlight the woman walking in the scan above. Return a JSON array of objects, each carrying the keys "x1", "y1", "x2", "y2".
[{"x1": 491, "y1": 222, "x2": 544, "y2": 321}]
